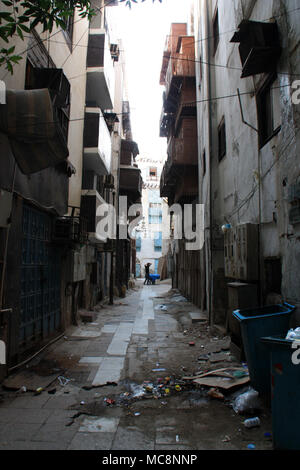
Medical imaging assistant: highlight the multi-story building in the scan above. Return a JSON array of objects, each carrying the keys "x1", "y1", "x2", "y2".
[
  {"x1": 135, "y1": 156, "x2": 169, "y2": 279},
  {"x1": 159, "y1": 23, "x2": 200, "y2": 303},
  {"x1": 0, "y1": 0, "x2": 141, "y2": 381},
  {"x1": 158, "y1": 1, "x2": 300, "y2": 353},
  {"x1": 193, "y1": 0, "x2": 300, "y2": 338}
]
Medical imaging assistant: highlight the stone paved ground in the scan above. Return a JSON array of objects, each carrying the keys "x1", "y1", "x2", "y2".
[{"x1": 0, "y1": 279, "x2": 273, "y2": 451}]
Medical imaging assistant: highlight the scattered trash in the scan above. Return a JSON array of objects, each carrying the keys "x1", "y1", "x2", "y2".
[
  {"x1": 152, "y1": 368, "x2": 166, "y2": 372},
  {"x1": 156, "y1": 305, "x2": 168, "y2": 311},
  {"x1": 176, "y1": 435, "x2": 179, "y2": 442},
  {"x1": 264, "y1": 432, "x2": 272, "y2": 439},
  {"x1": 232, "y1": 388, "x2": 262, "y2": 415},
  {"x1": 58, "y1": 376, "x2": 71, "y2": 387},
  {"x1": 222, "y1": 435, "x2": 231, "y2": 442},
  {"x1": 189, "y1": 342, "x2": 195, "y2": 346},
  {"x1": 233, "y1": 370, "x2": 248, "y2": 379},
  {"x1": 161, "y1": 401, "x2": 167, "y2": 406},
  {"x1": 35, "y1": 387, "x2": 43, "y2": 395},
  {"x1": 184, "y1": 367, "x2": 250, "y2": 390},
  {"x1": 247, "y1": 443, "x2": 256, "y2": 450},
  {"x1": 286, "y1": 328, "x2": 300, "y2": 340},
  {"x1": 164, "y1": 388, "x2": 170, "y2": 395},
  {"x1": 198, "y1": 354, "x2": 210, "y2": 361},
  {"x1": 243, "y1": 417, "x2": 261, "y2": 428},
  {"x1": 20, "y1": 386, "x2": 27, "y2": 393},
  {"x1": 207, "y1": 387, "x2": 224, "y2": 400},
  {"x1": 175, "y1": 385, "x2": 181, "y2": 391},
  {"x1": 134, "y1": 412, "x2": 141, "y2": 416},
  {"x1": 80, "y1": 401, "x2": 85, "y2": 405},
  {"x1": 105, "y1": 398, "x2": 115, "y2": 406},
  {"x1": 171, "y1": 294, "x2": 188, "y2": 302}
]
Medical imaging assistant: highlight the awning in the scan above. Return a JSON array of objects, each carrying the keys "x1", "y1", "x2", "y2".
[
  {"x1": 230, "y1": 20, "x2": 281, "y2": 78},
  {"x1": 0, "y1": 88, "x2": 69, "y2": 174}
]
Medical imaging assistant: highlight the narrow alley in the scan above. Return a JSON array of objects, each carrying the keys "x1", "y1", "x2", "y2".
[{"x1": 0, "y1": 280, "x2": 272, "y2": 451}]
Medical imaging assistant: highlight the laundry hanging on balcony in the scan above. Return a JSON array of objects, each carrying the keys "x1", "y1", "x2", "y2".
[{"x1": 0, "y1": 88, "x2": 69, "y2": 174}]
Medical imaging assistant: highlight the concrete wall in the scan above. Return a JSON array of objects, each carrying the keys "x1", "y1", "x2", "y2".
[{"x1": 195, "y1": 0, "x2": 300, "y2": 325}]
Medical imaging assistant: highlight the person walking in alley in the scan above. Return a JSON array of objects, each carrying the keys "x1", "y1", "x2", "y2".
[{"x1": 144, "y1": 263, "x2": 151, "y2": 285}]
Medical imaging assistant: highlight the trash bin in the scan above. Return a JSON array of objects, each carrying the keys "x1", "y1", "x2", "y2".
[
  {"x1": 261, "y1": 335, "x2": 300, "y2": 450},
  {"x1": 232, "y1": 303, "x2": 295, "y2": 396},
  {"x1": 149, "y1": 274, "x2": 160, "y2": 285}
]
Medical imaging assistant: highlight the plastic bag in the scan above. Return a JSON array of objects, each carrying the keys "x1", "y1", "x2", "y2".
[
  {"x1": 286, "y1": 328, "x2": 300, "y2": 340},
  {"x1": 232, "y1": 387, "x2": 262, "y2": 414}
]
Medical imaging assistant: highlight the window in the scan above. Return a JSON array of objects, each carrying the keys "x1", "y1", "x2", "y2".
[
  {"x1": 218, "y1": 118, "x2": 226, "y2": 162},
  {"x1": 213, "y1": 8, "x2": 219, "y2": 55},
  {"x1": 62, "y1": 6, "x2": 74, "y2": 51},
  {"x1": 149, "y1": 215, "x2": 162, "y2": 225},
  {"x1": 149, "y1": 167, "x2": 158, "y2": 180},
  {"x1": 154, "y1": 232, "x2": 162, "y2": 252},
  {"x1": 136, "y1": 236, "x2": 142, "y2": 252},
  {"x1": 256, "y1": 75, "x2": 281, "y2": 149}
]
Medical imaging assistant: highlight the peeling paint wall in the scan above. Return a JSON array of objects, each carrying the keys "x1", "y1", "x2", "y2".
[{"x1": 195, "y1": 0, "x2": 300, "y2": 325}]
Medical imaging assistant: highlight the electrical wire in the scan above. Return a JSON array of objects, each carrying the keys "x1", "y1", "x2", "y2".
[
  {"x1": 0, "y1": 0, "x2": 116, "y2": 80},
  {"x1": 225, "y1": 126, "x2": 300, "y2": 221},
  {"x1": 1, "y1": 3, "x2": 300, "y2": 80}
]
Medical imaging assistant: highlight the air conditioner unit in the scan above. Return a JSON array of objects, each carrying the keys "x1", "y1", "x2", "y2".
[
  {"x1": 30, "y1": 68, "x2": 70, "y2": 109},
  {"x1": 110, "y1": 44, "x2": 120, "y2": 61},
  {"x1": 53, "y1": 216, "x2": 87, "y2": 244}
]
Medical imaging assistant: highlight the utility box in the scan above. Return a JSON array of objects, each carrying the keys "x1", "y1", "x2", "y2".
[{"x1": 224, "y1": 223, "x2": 259, "y2": 281}]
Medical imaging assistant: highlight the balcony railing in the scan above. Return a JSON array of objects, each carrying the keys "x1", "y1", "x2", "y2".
[
  {"x1": 164, "y1": 53, "x2": 195, "y2": 105},
  {"x1": 119, "y1": 166, "x2": 143, "y2": 204}
]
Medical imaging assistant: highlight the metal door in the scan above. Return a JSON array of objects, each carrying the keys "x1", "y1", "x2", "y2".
[{"x1": 20, "y1": 204, "x2": 61, "y2": 349}]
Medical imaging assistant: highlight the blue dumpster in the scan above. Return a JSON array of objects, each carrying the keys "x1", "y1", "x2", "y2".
[
  {"x1": 149, "y1": 274, "x2": 160, "y2": 284},
  {"x1": 232, "y1": 303, "x2": 295, "y2": 396},
  {"x1": 261, "y1": 335, "x2": 300, "y2": 450}
]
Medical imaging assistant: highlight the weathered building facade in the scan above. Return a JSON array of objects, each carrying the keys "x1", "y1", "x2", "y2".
[
  {"x1": 159, "y1": 23, "x2": 200, "y2": 305},
  {"x1": 160, "y1": 1, "x2": 300, "y2": 338},
  {"x1": 194, "y1": 0, "x2": 300, "y2": 332},
  {"x1": 0, "y1": 0, "x2": 141, "y2": 380},
  {"x1": 135, "y1": 155, "x2": 169, "y2": 279}
]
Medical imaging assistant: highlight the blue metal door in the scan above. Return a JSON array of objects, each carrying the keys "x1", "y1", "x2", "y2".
[{"x1": 20, "y1": 204, "x2": 61, "y2": 349}]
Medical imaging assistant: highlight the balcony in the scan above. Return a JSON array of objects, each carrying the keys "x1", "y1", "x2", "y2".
[
  {"x1": 119, "y1": 166, "x2": 143, "y2": 204},
  {"x1": 81, "y1": 190, "x2": 113, "y2": 244},
  {"x1": 160, "y1": 162, "x2": 176, "y2": 199},
  {"x1": 120, "y1": 139, "x2": 139, "y2": 166},
  {"x1": 166, "y1": 118, "x2": 198, "y2": 166},
  {"x1": 86, "y1": 31, "x2": 115, "y2": 109},
  {"x1": 83, "y1": 108, "x2": 112, "y2": 175},
  {"x1": 163, "y1": 58, "x2": 195, "y2": 114}
]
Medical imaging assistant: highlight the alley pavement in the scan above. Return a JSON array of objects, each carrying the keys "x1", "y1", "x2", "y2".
[{"x1": 0, "y1": 280, "x2": 273, "y2": 451}]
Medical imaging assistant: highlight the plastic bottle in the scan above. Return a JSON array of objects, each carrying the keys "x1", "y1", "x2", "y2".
[{"x1": 243, "y1": 417, "x2": 261, "y2": 428}]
